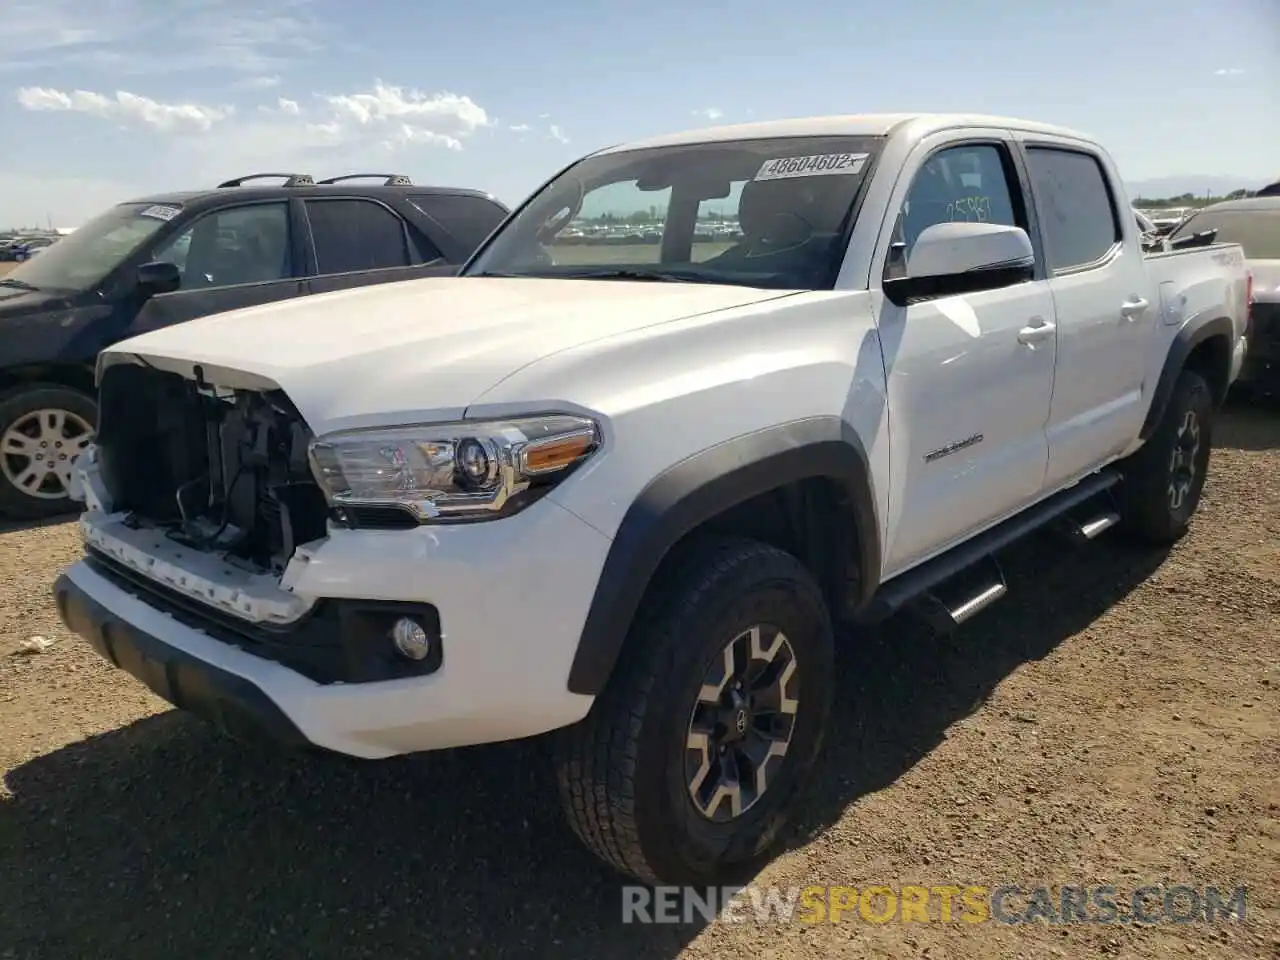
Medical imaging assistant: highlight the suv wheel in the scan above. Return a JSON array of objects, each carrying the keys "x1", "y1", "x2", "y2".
[
  {"x1": 554, "y1": 536, "x2": 835, "y2": 885},
  {"x1": 1118, "y1": 368, "x2": 1213, "y2": 544},
  {"x1": 0, "y1": 384, "x2": 97, "y2": 520}
]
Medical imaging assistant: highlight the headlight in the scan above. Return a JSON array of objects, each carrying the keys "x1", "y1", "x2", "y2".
[{"x1": 307, "y1": 414, "x2": 600, "y2": 523}]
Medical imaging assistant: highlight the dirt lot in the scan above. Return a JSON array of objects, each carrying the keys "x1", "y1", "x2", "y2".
[
  {"x1": 0, "y1": 262, "x2": 15, "y2": 277},
  {"x1": 1, "y1": 402, "x2": 1277, "y2": 959}
]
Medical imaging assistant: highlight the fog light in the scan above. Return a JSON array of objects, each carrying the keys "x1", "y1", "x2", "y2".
[{"x1": 390, "y1": 617, "x2": 431, "y2": 661}]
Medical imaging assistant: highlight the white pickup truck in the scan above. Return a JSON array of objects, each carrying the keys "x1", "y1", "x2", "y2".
[{"x1": 55, "y1": 113, "x2": 1251, "y2": 886}]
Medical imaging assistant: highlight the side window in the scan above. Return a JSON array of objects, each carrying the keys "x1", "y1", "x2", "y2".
[
  {"x1": 149, "y1": 203, "x2": 292, "y2": 290},
  {"x1": 886, "y1": 143, "x2": 1021, "y2": 280},
  {"x1": 409, "y1": 194, "x2": 506, "y2": 254},
  {"x1": 305, "y1": 199, "x2": 411, "y2": 274},
  {"x1": 1025, "y1": 148, "x2": 1120, "y2": 272}
]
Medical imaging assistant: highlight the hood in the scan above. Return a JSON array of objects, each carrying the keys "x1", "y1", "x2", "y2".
[
  {"x1": 1248, "y1": 259, "x2": 1280, "y2": 303},
  {"x1": 102, "y1": 276, "x2": 798, "y2": 435},
  {"x1": 0, "y1": 283, "x2": 71, "y2": 318}
]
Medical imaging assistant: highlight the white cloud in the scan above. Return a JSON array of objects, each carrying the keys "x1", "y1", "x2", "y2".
[
  {"x1": 1213, "y1": 67, "x2": 1245, "y2": 76},
  {"x1": 234, "y1": 74, "x2": 283, "y2": 91},
  {"x1": 694, "y1": 107, "x2": 724, "y2": 121},
  {"x1": 16, "y1": 85, "x2": 231, "y2": 131},
  {"x1": 1, "y1": 77, "x2": 538, "y2": 224},
  {"x1": 324, "y1": 81, "x2": 489, "y2": 146},
  {"x1": 14, "y1": 79, "x2": 495, "y2": 151},
  {"x1": 549, "y1": 124, "x2": 570, "y2": 144},
  {"x1": 0, "y1": 0, "x2": 327, "y2": 77}
]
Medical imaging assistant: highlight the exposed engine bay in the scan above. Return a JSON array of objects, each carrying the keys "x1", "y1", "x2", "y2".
[{"x1": 94, "y1": 361, "x2": 330, "y2": 575}]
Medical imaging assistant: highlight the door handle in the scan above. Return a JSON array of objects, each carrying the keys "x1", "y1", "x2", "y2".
[
  {"x1": 1017, "y1": 318, "x2": 1056, "y2": 345},
  {"x1": 1120, "y1": 297, "x2": 1149, "y2": 320}
]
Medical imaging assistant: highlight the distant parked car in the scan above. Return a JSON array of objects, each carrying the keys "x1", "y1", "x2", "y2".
[
  {"x1": 1169, "y1": 196, "x2": 1280, "y2": 394},
  {"x1": 0, "y1": 236, "x2": 56, "y2": 261},
  {"x1": 0, "y1": 172, "x2": 510, "y2": 519},
  {"x1": 13, "y1": 237, "x2": 57, "y2": 261}
]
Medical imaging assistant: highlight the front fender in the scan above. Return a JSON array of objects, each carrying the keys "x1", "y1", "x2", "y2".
[{"x1": 564, "y1": 416, "x2": 880, "y2": 696}]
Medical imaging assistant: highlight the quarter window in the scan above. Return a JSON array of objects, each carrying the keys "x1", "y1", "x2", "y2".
[{"x1": 1025, "y1": 147, "x2": 1121, "y2": 272}]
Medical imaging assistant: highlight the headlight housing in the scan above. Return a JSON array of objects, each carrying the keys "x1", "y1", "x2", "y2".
[{"x1": 308, "y1": 414, "x2": 600, "y2": 524}]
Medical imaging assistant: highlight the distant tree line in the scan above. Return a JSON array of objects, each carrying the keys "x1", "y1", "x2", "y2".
[{"x1": 1131, "y1": 187, "x2": 1261, "y2": 208}]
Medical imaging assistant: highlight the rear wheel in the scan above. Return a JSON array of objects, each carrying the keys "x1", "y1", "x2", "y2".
[
  {"x1": 554, "y1": 536, "x2": 835, "y2": 885},
  {"x1": 1118, "y1": 369, "x2": 1213, "y2": 544},
  {"x1": 0, "y1": 384, "x2": 97, "y2": 520}
]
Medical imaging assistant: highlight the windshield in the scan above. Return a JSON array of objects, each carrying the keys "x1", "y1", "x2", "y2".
[
  {"x1": 466, "y1": 135, "x2": 885, "y2": 290},
  {"x1": 4, "y1": 202, "x2": 180, "y2": 293},
  {"x1": 1169, "y1": 205, "x2": 1280, "y2": 260}
]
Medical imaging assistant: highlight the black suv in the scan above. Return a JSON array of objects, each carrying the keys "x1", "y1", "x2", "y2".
[{"x1": 0, "y1": 173, "x2": 510, "y2": 520}]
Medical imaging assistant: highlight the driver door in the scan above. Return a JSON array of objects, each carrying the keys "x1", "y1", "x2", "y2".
[
  {"x1": 871, "y1": 133, "x2": 1058, "y2": 577},
  {"x1": 126, "y1": 200, "x2": 306, "y2": 338}
]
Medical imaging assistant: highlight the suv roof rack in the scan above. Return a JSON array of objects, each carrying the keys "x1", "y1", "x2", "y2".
[
  {"x1": 217, "y1": 173, "x2": 315, "y2": 188},
  {"x1": 316, "y1": 174, "x2": 413, "y2": 186}
]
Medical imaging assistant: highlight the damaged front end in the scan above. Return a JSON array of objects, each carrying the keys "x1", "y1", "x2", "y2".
[{"x1": 73, "y1": 360, "x2": 331, "y2": 625}]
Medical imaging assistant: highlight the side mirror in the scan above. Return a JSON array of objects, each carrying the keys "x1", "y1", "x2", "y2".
[
  {"x1": 136, "y1": 261, "x2": 181, "y2": 297},
  {"x1": 884, "y1": 222, "x2": 1035, "y2": 306}
]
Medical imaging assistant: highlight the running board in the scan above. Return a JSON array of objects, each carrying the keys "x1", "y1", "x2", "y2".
[
  {"x1": 1049, "y1": 483, "x2": 1123, "y2": 544},
  {"x1": 905, "y1": 554, "x2": 1008, "y2": 634},
  {"x1": 857, "y1": 469, "x2": 1122, "y2": 626}
]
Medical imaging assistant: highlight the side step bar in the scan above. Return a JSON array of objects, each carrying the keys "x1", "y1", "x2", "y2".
[{"x1": 857, "y1": 469, "x2": 1122, "y2": 628}]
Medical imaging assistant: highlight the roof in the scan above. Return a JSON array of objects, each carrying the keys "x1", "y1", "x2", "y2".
[
  {"x1": 1191, "y1": 196, "x2": 1280, "y2": 214},
  {"x1": 594, "y1": 113, "x2": 1096, "y2": 155},
  {"x1": 122, "y1": 183, "x2": 502, "y2": 208}
]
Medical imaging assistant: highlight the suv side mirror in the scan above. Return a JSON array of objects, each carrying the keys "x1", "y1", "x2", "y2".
[
  {"x1": 136, "y1": 261, "x2": 181, "y2": 297},
  {"x1": 884, "y1": 222, "x2": 1035, "y2": 306}
]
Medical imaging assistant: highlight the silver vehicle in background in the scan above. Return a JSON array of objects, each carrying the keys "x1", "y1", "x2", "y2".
[{"x1": 1169, "y1": 197, "x2": 1280, "y2": 394}]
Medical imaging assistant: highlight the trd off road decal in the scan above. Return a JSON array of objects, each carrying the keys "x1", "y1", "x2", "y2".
[{"x1": 753, "y1": 153, "x2": 869, "y2": 181}]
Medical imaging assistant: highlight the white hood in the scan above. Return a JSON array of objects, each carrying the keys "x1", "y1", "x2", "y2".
[{"x1": 103, "y1": 276, "x2": 797, "y2": 435}]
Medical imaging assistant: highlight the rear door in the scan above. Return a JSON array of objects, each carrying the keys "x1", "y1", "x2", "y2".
[
  {"x1": 128, "y1": 200, "x2": 304, "y2": 336},
  {"x1": 1018, "y1": 140, "x2": 1152, "y2": 489},
  {"x1": 301, "y1": 197, "x2": 453, "y2": 296}
]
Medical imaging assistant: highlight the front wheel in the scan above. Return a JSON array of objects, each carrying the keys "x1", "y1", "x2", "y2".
[
  {"x1": 0, "y1": 384, "x2": 97, "y2": 521},
  {"x1": 1118, "y1": 369, "x2": 1213, "y2": 544},
  {"x1": 554, "y1": 536, "x2": 835, "y2": 885}
]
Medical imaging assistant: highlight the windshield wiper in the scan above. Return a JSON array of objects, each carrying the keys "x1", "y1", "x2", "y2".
[
  {"x1": 0, "y1": 278, "x2": 38, "y2": 291},
  {"x1": 551, "y1": 268, "x2": 719, "y2": 284}
]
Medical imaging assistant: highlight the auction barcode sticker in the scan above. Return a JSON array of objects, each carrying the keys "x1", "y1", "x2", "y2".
[
  {"x1": 753, "y1": 153, "x2": 869, "y2": 181},
  {"x1": 138, "y1": 204, "x2": 182, "y2": 221}
]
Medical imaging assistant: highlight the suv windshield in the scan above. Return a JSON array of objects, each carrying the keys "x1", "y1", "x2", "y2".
[
  {"x1": 4, "y1": 202, "x2": 179, "y2": 293},
  {"x1": 1169, "y1": 204, "x2": 1280, "y2": 260},
  {"x1": 466, "y1": 135, "x2": 885, "y2": 290}
]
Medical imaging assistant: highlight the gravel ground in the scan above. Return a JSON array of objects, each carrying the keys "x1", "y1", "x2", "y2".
[{"x1": 1, "y1": 400, "x2": 1277, "y2": 960}]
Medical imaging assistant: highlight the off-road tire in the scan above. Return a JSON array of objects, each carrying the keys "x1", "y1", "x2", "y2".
[
  {"x1": 0, "y1": 383, "x2": 97, "y2": 521},
  {"x1": 1118, "y1": 369, "x2": 1213, "y2": 545},
  {"x1": 553, "y1": 536, "x2": 835, "y2": 885}
]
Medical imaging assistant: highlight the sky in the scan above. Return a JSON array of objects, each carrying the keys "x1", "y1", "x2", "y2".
[{"x1": 0, "y1": 0, "x2": 1276, "y2": 228}]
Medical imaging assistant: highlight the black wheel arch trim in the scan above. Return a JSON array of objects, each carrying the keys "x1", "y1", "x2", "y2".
[
  {"x1": 566, "y1": 416, "x2": 881, "y2": 696},
  {"x1": 1139, "y1": 315, "x2": 1235, "y2": 441}
]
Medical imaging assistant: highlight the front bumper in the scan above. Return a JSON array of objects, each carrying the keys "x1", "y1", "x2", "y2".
[
  {"x1": 55, "y1": 498, "x2": 610, "y2": 758},
  {"x1": 55, "y1": 571, "x2": 311, "y2": 748}
]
